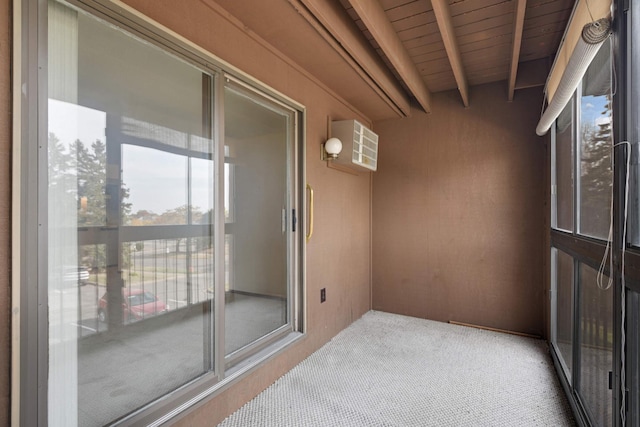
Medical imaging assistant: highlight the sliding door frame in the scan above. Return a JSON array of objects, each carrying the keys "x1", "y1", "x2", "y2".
[
  {"x1": 13, "y1": 0, "x2": 307, "y2": 425},
  {"x1": 221, "y1": 74, "x2": 301, "y2": 369}
]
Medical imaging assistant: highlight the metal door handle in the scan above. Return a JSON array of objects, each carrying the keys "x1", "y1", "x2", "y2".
[{"x1": 306, "y1": 184, "x2": 314, "y2": 243}]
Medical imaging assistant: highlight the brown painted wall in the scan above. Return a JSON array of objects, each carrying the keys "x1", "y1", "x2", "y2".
[
  {"x1": 0, "y1": 0, "x2": 551, "y2": 423},
  {"x1": 0, "y1": 0, "x2": 11, "y2": 423},
  {"x1": 116, "y1": 0, "x2": 372, "y2": 425},
  {"x1": 372, "y1": 83, "x2": 547, "y2": 337}
]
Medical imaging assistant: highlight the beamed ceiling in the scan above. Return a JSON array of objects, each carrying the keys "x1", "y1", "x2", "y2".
[{"x1": 211, "y1": 0, "x2": 575, "y2": 118}]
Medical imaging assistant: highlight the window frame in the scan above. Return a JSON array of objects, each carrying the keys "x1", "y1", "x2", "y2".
[
  {"x1": 549, "y1": 2, "x2": 640, "y2": 427},
  {"x1": 548, "y1": 25, "x2": 619, "y2": 427},
  {"x1": 13, "y1": 0, "x2": 307, "y2": 425},
  {"x1": 551, "y1": 94, "x2": 576, "y2": 233},
  {"x1": 550, "y1": 247, "x2": 575, "y2": 382}
]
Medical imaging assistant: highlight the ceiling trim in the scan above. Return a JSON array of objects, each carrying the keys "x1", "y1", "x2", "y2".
[
  {"x1": 347, "y1": 0, "x2": 432, "y2": 113},
  {"x1": 289, "y1": 0, "x2": 411, "y2": 117},
  {"x1": 508, "y1": 0, "x2": 527, "y2": 101},
  {"x1": 431, "y1": 0, "x2": 469, "y2": 107}
]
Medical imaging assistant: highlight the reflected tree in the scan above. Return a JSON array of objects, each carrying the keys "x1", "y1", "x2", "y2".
[
  {"x1": 154, "y1": 205, "x2": 204, "y2": 253},
  {"x1": 48, "y1": 132, "x2": 75, "y2": 194},
  {"x1": 580, "y1": 96, "x2": 613, "y2": 239},
  {"x1": 49, "y1": 133, "x2": 133, "y2": 269},
  {"x1": 74, "y1": 139, "x2": 132, "y2": 226}
]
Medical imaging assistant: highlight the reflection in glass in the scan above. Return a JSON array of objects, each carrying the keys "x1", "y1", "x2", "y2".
[
  {"x1": 224, "y1": 161, "x2": 235, "y2": 223},
  {"x1": 192, "y1": 156, "x2": 214, "y2": 221},
  {"x1": 123, "y1": 145, "x2": 188, "y2": 225},
  {"x1": 555, "y1": 101, "x2": 574, "y2": 231},
  {"x1": 579, "y1": 263, "x2": 613, "y2": 427},
  {"x1": 224, "y1": 84, "x2": 291, "y2": 356},
  {"x1": 553, "y1": 249, "x2": 574, "y2": 380},
  {"x1": 579, "y1": 38, "x2": 613, "y2": 240},
  {"x1": 225, "y1": 234, "x2": 234, "y2": 293},
  {"x1": 48, "y1": 2, "x2": 214, "y2": 425}
]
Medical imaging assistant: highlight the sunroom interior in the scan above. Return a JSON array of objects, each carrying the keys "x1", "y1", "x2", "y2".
[{"x1": 5, "y1": 0, "x2": 640, "y2": 426}]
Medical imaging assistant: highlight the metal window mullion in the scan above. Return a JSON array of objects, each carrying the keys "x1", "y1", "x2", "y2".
[
  {"x1": 214, "y1": 73, "x2": 225, "y2": 379},
  {"x1": 628, "y1": 291, "x2": 639, "y2": 426},
  {"x1": 285, "y1": 111, "x2": 298, "y2": 333},
  {"x1": 629, "y1": 0, "x2": 640, "y2": 249},
  {"x1": 574, "y1": 89, "x2": 581, "y2": 236},
  {"x1": 612, "y1": 136, "x2": 628, "y2": 427},
  {"x1": 551, "y1": 248, "x2": 559, "y2": 345},
  {"x1": 297, "y1": 112, "x2": 306, "y2": 333},
  {"x1": 551, "y1": 121, "x2": 558, "y2": 229},
  {"x1": 186, "y1": 136, "x2": 192, "y2": 306},
  {"x1": 572, "y1": 258, "x2": 581, "y2": 394},
  {"x1": 293, "y1": 111, "x2": 303, "y2": 332},
  {"x1": 33, "y1": 0, "x2": 49, "y2": 425},
  {"x1": 613, "y1": 2, "x2": 632, "y2": 425}
]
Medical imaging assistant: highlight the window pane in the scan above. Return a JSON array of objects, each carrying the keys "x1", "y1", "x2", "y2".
[
  {"x1": 224, "y1": 84, "x2": 292, "y2": 356},
  {"x1": 192, "y1": 156, "x2": 215, "y2": 223},
  {"x1": 579, "y1": 39, "x2": 613, "y2": 240},
  {"x1": 631, "y1": 2, "x2": 640, "y2": 247},
  {"x1": 552, "y1": 249, "x2": 574, "y2": 380},
  {"x1": 47, "y1": 2, "x2": 214, "y2": 425},
  {"x1": 124, "y1": 145, "x2": 188, "y2": 225},
  {"x1": 578, "y1": 263, "x2": 613, "y2": 427},
  {"x1": 555, "y1": 101, "x2": 574, "y2": 231}
]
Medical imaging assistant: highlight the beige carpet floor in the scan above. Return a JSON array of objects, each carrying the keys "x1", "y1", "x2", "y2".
[{"x1": 218, "y1": 310, "x2": 575, "y2": 427}]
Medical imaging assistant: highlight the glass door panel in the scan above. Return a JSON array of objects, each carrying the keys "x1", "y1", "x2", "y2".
[
  {"x1": 45, "y1": 2, "x2": 302, "y2": 424},
  {"x1": 578, "y1": 263, "x2": 613, "y2": 427},
  {"x1": 223, "y1": 82, "x2": 293, "y2": 356},
  {"x1": 552, "y1": 248, "x2": 575, "y2": 381},
  {"x1": 554, "y1": 101, "x2": 574, "y2": 232},
  {"x1": 47, "y1": 2, "x2": 214, "y2": 425},
  {"x1": 578, "y1": 38, "x2": 613, "y2": 240}
]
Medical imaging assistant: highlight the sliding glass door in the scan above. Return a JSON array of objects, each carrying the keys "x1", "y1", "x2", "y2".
[
  {"x1": 48, "y1": 4, "x2": 215, "y2": 424},
  {"x1": 42, "y1": 1, "x2": 302, "y2": 425},
  {"x1": 223, "y1": 82, "x2": 295, "y2": 360}
]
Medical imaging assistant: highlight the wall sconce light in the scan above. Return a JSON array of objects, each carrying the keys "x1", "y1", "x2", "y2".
[{"x1": 321, "y1": 137, "x2": 342, "y2": 161}]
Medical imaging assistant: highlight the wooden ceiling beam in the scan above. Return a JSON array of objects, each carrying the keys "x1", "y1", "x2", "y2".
[
  {"x1": 431, "y1": 0, "x2": 469, "y2": 107},
  {"x1": 347, "y1": 0, "x2": 433, "y2": 113},
  {"x1": 508, "y1": 0, "x2": 527, "y2": 101}
]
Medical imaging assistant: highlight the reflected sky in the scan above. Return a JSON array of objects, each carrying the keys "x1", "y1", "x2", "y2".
[
  {"x1": 581, "y1": 95, "x2": 610, "y2": 128},
  {"x1": 49, "y1": 99, "x2": 214, "y2": 215}
]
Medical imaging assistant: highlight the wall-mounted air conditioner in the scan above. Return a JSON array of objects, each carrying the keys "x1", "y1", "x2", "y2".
[{"x1": 331, "y1": 119, "x2": 379, "y2": 172}]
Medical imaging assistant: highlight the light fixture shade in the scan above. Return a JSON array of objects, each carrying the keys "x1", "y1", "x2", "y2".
[{"x1": 324, "y1": 137, "x2": 343, "y2": 157}]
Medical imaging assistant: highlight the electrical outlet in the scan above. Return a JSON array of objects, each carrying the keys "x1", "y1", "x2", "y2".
[{"x1": 320, "y1": 288, "x2": 326, "y2": 303}]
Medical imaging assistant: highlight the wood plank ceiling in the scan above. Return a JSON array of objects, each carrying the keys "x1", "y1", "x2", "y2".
[
  {"x1": 210, "y1": 0, "x2": 576, "y2": 117},
  {"x1": 338, "y1": 0, "x2": 574, "y2": 109}
]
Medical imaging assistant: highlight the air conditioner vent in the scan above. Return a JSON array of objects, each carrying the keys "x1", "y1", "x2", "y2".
[{"x1": 331, "y1": 120, "x2": 379, "y2": 172}]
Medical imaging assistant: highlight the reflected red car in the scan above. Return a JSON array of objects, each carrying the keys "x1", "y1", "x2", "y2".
[{"x1": 98, "y1": 289, "x2": 168, "y2": 323}]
